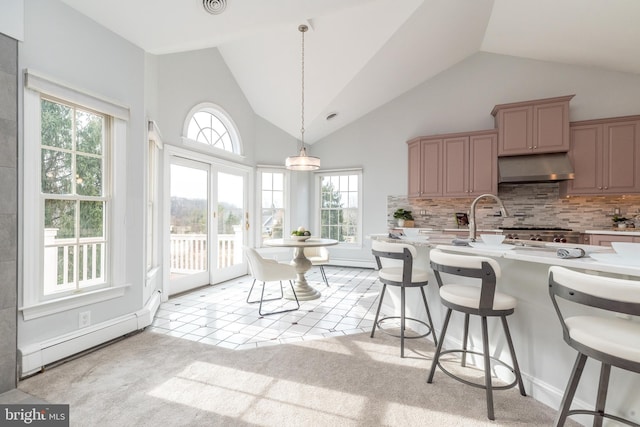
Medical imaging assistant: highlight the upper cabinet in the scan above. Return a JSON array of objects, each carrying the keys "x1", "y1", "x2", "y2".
[
  {"x1": 561, "y1": 115, "x2": 640, "y2": 195},
  {"x1": 407, "y1": 130, "x2": 497, "y2": 198},
  {"x1": 407, "y1": 137, "x2": 442, "y2": 198},
  {"x1": 491, "y1": 95, "x2": 574, "y2": 156}
]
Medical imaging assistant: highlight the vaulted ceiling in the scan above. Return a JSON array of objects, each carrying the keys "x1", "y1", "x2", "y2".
[{"x1": 60, "y1": 0, "x2": 640, "y2": 143}]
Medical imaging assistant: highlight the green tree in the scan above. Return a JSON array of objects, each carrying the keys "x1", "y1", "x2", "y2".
[{"x1": 320, "y1": 180, "x2": 345, "y2": 241}]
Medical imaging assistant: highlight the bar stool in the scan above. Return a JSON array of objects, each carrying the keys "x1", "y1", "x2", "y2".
[
  {"x1": 370, "y1": 240, "x2": 438, "y2": 358},
  {"x1": 427, "y1": 249, "x2": 526, "y2": 420},
  {"x1": 548, "y1": 266, "x2": 640, "y2": 427}
]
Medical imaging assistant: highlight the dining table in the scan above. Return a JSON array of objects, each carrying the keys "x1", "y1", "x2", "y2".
[{"x1": 263, "y1": 237, "x2": 338, "y2": 300}]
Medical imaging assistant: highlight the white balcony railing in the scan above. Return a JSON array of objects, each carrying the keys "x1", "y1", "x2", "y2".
[
  {"x1": 44, "y1": 229, "x2": 106, "y2": 295},
  {"x1": 170, "y1": 229, "x2": 242, "y2": 274},
  {"x1": 43, "y1": 228, "x2": 243, "y2": 294}
]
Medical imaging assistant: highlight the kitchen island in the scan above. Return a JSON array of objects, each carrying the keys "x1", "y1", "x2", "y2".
[{"x1": 371, "y1": 235, "x2": 640, "y2": 425}]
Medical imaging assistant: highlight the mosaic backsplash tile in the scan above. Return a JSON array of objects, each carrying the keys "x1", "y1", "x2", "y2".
[{"x1": 388, "y1": 183, "x2": 640, "y2": 232}]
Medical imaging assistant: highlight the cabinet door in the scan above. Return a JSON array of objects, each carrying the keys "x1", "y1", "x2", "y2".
[
  {"x1": 443, "y1": 136, "x2": 469, "y2": 197},
  {"x1": 497, "y1": 106, "x2": 532, "y2": 155},
  {"x1": 407, "y1": 141, "x2": 422, "y2": 198},
  {"x1": 533, "y1": 101, "x2": 570, "y2": 153},
  {"x1": 589, "y1": 234, "x2": 635, "y2": 246},
  {"x1": 565, "y1": 124, "x2": 603, "y2": 195},
  {"x1": 419, "y1": 139, "x2": 443, "y2": 197},
  {"x1": 469, "y1": 133, "x2": 498, "y2": 195},
  {"x1": 603, "y1": 120, "x2": 640, "y2": 193}
]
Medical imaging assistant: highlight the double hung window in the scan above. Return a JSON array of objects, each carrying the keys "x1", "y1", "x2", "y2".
[
  {"x1": 40, "y1": 98, "x2": 108, "y2": 296},
  {"x1": 23, "y1": 71, "x2": 129, "y2": 316},
  {"x1": 258, "y1": 169, "x2": 288, "y2": 246},
  {"x1": 317, "y1": 171, "x2": 362, "y2": 244}
]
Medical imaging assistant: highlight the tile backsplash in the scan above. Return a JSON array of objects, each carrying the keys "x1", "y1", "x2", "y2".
[{"x1": 388, "y1": 183, "x2": 640, "y2": 232}]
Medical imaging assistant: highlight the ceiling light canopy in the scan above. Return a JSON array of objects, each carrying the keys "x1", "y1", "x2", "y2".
[{"x1": 285, "y1": 24, "x2": 320, "y2": 171}]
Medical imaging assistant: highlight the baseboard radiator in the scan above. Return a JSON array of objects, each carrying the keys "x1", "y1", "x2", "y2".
[{"x1": 19, "y1": 290, "x2": 162, "y2": 377}]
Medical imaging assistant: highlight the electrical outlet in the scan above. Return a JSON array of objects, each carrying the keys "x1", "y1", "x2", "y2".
[{"x1": 79, "y1": 311, "x2": 91, "y2": 328}]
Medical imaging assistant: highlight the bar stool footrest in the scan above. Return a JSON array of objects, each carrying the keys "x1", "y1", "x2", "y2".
[
  {"x1": 437, "y1": 349, "x2": 519, "y2": 391},
  {"x1": 566, "y1": 409, "x2": 640, "y2": 427},
  {"x1": 376, "y1": 316, "x2": 435, "y2": 339}
]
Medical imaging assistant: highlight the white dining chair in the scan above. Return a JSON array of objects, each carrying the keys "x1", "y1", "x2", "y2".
[
  {"x1": 303, "y1": 246, "x2": 330, "y2": 287},
  {"x1": 243, "y1": 247, "x2": 299, "y2": 316}
]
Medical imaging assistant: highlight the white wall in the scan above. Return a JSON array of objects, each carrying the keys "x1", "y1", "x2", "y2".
[
  {"x1": 0, "y1": 0, "x2": 23, "y2": 41},
  {"x1": 312, "y1": 52, "x2": 640, "y2": 264},
  {"x1": 18, "y1": 0, "x2": 146, "y2": 348}
]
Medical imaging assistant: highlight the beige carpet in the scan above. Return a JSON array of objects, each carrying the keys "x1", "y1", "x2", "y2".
[{"x1": 18, "y1": 330, "x2": 574, "y2": 426}]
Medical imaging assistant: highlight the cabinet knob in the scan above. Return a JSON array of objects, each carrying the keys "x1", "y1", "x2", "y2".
[
  {"x1": 533, "y1": 146, "x2": 537, "y2": 149},
  {"x1": 604, "y1": 186, "x2": 608, "y2": 189},
  {"x1": 598, "y1": 187, "x2": 602, "y2": 190}
]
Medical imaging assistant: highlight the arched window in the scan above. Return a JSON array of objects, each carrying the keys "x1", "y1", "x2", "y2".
[{"x1": 182, "y1": 103, "x2": 242, "y2": 155}]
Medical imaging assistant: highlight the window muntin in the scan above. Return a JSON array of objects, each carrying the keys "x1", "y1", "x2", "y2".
[
  {"x1": 41, "y1": 97, "x2": 108, "y2": 297},
  {"x1": 187, "y1": 111, "x2": 232, "y2": 150},
  {"x1": 319, "y1": 173, "x2": 360, "y2": 244},
  {"x1": 183, "y1": 104, "x2": 241, "y2": 155},
  {"x1": 260, "y1": 171, "x2": 285, "y2": 243}
]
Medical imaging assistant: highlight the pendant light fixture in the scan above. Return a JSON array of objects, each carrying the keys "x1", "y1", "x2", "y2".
[{"x1": 285, "y1": 24, "x2": 320, "y2": 171}]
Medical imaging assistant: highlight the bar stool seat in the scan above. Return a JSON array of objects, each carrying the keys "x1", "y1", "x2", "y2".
[
  {"x1": 440, "y1": 284, "x2": 517, "y2": 311},
  {"x1": 370, "y1": 240, "x2": 438, "y2": 358},
  {"x1": 378, "y1": 266, "x2": 429, "y2": 283},
  {"x1": 548, "y1": 266, "x2": 640, "y2": 427},
  {"x1": 427, "y1": 248, "x2": 526, "y2": 421}
]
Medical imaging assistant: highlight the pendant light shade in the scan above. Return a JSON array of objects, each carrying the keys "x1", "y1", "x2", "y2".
[
  {"x1": 286, "y1": 147, "x2": 321, "y2": 171},
  {"x1": 285, "y1": 24, "x2": 320, "y2": 171}
]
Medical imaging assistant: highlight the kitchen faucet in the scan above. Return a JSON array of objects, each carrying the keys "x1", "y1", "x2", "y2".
[{"x1": 468, "y1": 194, "x2": 509, "y2": 242}]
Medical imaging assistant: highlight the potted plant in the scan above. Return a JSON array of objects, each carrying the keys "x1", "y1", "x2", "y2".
[
  {"x1": 393, "y1": 208, "x2": 414, "y2": 227},
  {"x1": 612, "y1": 214, "x2": 630, "y2": 229}
]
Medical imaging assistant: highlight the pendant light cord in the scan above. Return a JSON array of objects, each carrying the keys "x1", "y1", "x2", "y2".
[{"x1": 299, "y1": 24, "x2": 307, "y2": 149}]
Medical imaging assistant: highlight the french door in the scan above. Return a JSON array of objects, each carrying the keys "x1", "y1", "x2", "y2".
[{"x1": 166, "y1": 149, "x2": 249, "y2": 296}]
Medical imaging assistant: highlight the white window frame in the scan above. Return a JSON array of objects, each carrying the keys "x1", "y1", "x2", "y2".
[
  {"x1": 256, "y1": 166, "x2": 291, "y2": 247},
  {"x1": 181, "y1": 102, "x2": 244, "y2": 161},
  {"x1": 21, "y1": 70, "x2": 129, "y2": 320},
  {"x1": 147, "y1": 120, "x2": 163, "y2": 274},
  {"x1": 314, "y1": 169, "x2": 363, "y2": 248}
]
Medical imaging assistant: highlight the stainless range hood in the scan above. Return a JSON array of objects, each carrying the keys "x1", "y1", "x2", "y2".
[{"x1": 498, "y1": 153, "x2": 574, "y2": 183}]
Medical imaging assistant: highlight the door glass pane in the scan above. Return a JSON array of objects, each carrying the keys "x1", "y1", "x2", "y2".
[
  {"x1": 217, "y1": 172, "x2": 243, "y2": 268},
  {"x1": 170, "y1": 164, "x2": 208, "y2": 280}
]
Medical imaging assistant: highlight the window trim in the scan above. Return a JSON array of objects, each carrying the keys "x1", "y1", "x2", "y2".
[
  {"x1": 255, "y1": 166, "x2": 290, "y2": 248},
  {"x1": 313, "y1": 168, "x2": 363, "y2": 248},
  {"x1": 21, "y1": 70, "x2": 130, "y2": 318}
]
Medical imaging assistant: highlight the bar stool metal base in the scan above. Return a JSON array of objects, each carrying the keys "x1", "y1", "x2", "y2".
[
  {"x1": 375, "y1": 316, "x2": 434, "y2": 340},
  {"x1": 435, "y1": 349, "x2": 521, "y2": 391}
]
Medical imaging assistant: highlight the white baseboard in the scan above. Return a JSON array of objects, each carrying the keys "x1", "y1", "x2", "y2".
[{"x1": 20, "y1": 290, "x2": 162, "y2": 377}]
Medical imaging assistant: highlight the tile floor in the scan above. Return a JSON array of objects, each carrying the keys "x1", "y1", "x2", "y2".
[{"x1": 149, "y1": 265, "x2": 383, "y2": 350}]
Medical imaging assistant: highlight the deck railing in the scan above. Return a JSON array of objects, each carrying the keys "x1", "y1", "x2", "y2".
[
  {"x1": 43, "y1": 228, "x2": 243, "y2": 293},
  {"x1": 170, "y1": 230, "x2": 242, "y2": 273}
]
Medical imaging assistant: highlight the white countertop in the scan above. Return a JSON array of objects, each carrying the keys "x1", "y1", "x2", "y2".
[{"x1": 436, "y1": 243, "x2": 640, "y2": 277}]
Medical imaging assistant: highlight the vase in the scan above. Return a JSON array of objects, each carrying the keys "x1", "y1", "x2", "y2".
[{"x1": 397, "y1": 219, "x2": 405, "y2": 227}]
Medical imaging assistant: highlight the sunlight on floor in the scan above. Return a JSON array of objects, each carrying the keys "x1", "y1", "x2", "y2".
[{"x1": 148, "y1": 361, "x2": 367, "y2": 424}]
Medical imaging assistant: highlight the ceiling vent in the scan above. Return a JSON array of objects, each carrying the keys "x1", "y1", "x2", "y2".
[{"x1": 203, "y1": 0, "x2": 227, "y2": 15}]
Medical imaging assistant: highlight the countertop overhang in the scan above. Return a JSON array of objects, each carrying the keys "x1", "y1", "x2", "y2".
[{"x1": 435, "y1": 244, "x2": 640, "y2": 277}]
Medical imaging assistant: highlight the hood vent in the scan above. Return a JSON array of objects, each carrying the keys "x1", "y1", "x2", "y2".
[{"x1": 498, "y1": 153, "x2": 575, "y2": 183}]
